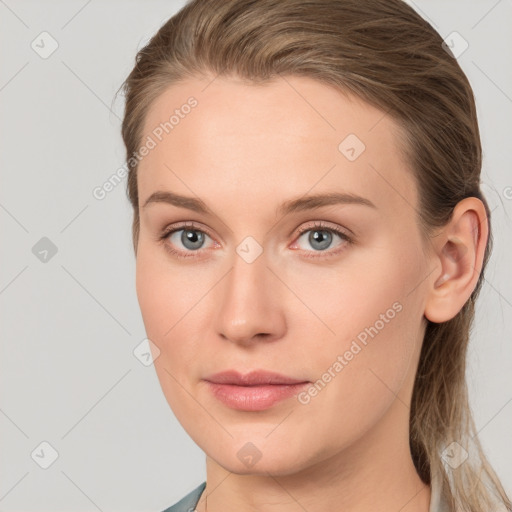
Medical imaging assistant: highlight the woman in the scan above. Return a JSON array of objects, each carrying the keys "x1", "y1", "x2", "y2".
[{"x1": 119, "y1": 0, "x2": 511, "y2": 510}]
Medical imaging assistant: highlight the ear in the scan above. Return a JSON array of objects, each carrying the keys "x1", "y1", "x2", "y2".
[{"x1": 424, "y1": 197, "x2": 489, "y2": 323}]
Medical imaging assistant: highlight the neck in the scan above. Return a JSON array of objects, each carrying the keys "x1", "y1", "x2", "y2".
[{"x1": 197, "y1": 397, "x2": 431, "y2": 512}]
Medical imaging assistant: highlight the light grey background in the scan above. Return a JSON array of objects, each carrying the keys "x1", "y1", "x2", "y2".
[{"x1": 0, "y1": 1, "x2": 511, "y2": 511}]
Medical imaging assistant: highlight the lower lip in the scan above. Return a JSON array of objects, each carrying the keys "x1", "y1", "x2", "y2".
[{"x1": 205, "y1": 381, "x2": 309, "y2": 411}]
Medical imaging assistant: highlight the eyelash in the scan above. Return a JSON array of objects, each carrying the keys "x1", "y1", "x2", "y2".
[
  {"x1": 294, "y1": 222, "x2": 352, "y2": 259},
  {"x1": 158, "y1": 221, "x2": 353, "y2": 260},
  {"x1": 158, "y1": 221, "x2": 216, "y2": 260}
]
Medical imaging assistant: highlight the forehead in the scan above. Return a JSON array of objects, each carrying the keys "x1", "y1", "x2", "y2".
[
  {"x1": 138, "y1": 75, "x2": 417, "y2": 218},
  {"x1": 142, "y1": 74, "x2": 402, "y2": 149}
]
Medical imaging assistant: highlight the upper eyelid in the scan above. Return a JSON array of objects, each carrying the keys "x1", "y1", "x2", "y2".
[
  {"x1": 163, "y1": 221, "x2": 213, "y2": 237},
  {"x1": 296, "y1": 221, "x2": 351, "y2": 235},
  {"x1": 163, "y1": 220, "x2": 348, "y2": 237}
]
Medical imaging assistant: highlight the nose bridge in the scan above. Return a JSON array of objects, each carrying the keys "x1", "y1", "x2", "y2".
[{"x1": 214, "y1": 244, "x2": 285, "y2": 344}]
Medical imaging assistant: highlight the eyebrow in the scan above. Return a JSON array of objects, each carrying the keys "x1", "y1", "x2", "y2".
[{"x1": 142, "y1": 190, "x2": 376, "y2": 216}]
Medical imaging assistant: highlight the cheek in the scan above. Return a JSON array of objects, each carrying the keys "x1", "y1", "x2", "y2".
[
  {"x1": 285, "y1": 242, "x2": 420, "y2": 335},
  {"x1": 283, "y1": 253, "x2": 424, "y2": 450},
  {"x1": 135, "y1": 244, "x2": 219, "y2": 378},
  {"x1": 135, "y1": 249, "x2": 192, "y2": 392},
  {"x1": 289, "y1": 244, "x2": 424, "y2": 393},
  {"x1": 135, "y1": 252, "x2": 172, "y2": 341},
  {"x1": 135, "y1": 249, "x2": 207, "y2": 421},
  {"x1": 135, "y1": 243, "x2": 206, "y2": 339}
]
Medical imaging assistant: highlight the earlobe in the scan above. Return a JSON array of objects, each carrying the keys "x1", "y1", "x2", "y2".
[{"x1": 424, "y1": 198, "x2": 488, "y2": 324}]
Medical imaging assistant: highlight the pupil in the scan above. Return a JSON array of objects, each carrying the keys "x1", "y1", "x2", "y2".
[
  {"x1": 310, "y1": 230, "x2": 332, "y2": 250},
  {"x1": 183, "y1": 230, "x2": 204, "y2": 249}
]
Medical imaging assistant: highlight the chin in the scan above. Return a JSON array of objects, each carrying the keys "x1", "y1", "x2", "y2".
[
  {"x1": 200, "y1": 433, "x2": 318, "y2": 477},
  {"x1": 215, "y1": 453, "x2": 305, "y2": 477}
]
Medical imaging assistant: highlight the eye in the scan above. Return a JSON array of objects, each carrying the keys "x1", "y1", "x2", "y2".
[
  {"x1": 158, "y1": 220, "x2": 353, "y2": 260},
  {"x1": 159, "y1": 222, "x2": 217, "y2": 259},
  {"x1": 291, "y1": 221, "x2": 352, "y2": 257},
  {"x1": 170, "y1": 228, "x2": 209, "y2": 250}
]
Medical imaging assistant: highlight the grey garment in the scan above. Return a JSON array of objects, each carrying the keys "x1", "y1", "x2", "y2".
[
  {"x1": 161, "y1": 476, "x2": 450, "y2": 512},
  {"x1": 161, "y1": 481, "x2": 206, "y2": 512}
]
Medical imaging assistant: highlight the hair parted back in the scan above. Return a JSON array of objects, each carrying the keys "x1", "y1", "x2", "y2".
[{"x1": 120, "y1": 1, "x2": 511, "y2": 510}]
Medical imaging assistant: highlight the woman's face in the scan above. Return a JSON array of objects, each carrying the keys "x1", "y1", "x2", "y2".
[{"x1": 136, "y1": 75, "x2": 432, "y2": 476}]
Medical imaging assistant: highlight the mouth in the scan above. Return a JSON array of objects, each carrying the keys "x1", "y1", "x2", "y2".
[{"x1": 203, "y1": 370, "x2": 310, "y2": 411}]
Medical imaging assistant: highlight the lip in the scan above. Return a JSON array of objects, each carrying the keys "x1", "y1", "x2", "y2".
[
  {"x1": 204, "y1": 369, "x2": 307, "y2": 386},
  {"x1": 203, "y1": 370, "x2": 310, "y2": 411}
]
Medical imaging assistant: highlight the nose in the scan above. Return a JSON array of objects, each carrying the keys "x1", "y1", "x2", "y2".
[{"x1": 214, "y1": 249, "x2": 287, "y2": 346}]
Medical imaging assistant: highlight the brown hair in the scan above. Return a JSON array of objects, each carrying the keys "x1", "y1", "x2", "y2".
[{"x1": 119, "y1": 1, "x2": 511, "y2": 510}]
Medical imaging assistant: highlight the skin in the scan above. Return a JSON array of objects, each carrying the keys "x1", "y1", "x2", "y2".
[{"x1": 135, "y1": 74, "x2": 488, "y2": 512}]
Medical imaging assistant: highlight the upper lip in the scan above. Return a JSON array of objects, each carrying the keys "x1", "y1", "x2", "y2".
[{"x1": 204, "y1": 370, "x2": 308, "y2": 386}]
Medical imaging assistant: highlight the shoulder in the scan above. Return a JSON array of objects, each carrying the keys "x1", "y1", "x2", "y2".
[{"x1": 160, "y1": 481, "x2": 206, "y2": 512}]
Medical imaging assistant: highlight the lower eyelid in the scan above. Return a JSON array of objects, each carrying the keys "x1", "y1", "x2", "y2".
[{"x1": 295, "y1": 240, "x2": 349, "y2": 259}]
